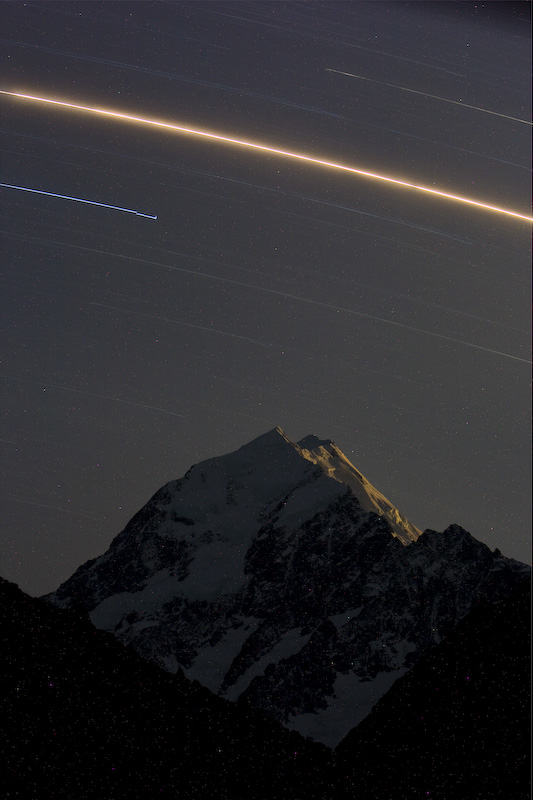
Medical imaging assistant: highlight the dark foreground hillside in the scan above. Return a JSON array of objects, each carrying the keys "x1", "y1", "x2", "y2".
[
  {"x1": 1, "y1": 575, "x2": 530, "y2": 799},
  {"x1": 336, "y1": 579, "x2": 531, "y2": 800},
  {"x1": 0, "y1": 577, "x2": 334, "y2": 800}
]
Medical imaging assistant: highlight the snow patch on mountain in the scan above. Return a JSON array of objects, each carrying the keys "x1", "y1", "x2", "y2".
[
  {"x1": 330, "y1": 607, "x2": 363, "y2": 629},
  {"x1": 183, "y1": 617, "x2": 260, "y2": 692},
  {"x1": 296, "y1": 435, "x2": 420, "y2": 544},
  {"x1": 178, "y1": 541, "x2": 250, "y2": 600},
  {"x1": 286, "y1": 668, "x2": 409, "y2": 746},
  {"x1": 89, "y1": 568, "x2": 178, "y2": 629},
  {"x1": 224, "y1": 626, "x2": 313, "y2": 701}
]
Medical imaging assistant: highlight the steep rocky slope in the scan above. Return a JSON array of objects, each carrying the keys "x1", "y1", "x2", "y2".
[{"x1": 45, "y1": 427, "x2": 529, "y2": 745}]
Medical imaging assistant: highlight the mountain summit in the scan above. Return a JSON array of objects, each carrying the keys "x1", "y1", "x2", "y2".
[
  {"x1": 45, "y1": 427, "x2": 529, "y2": 746},
  {"x1": 290, "y1": 430, "x2": 421, "y2": 544}
]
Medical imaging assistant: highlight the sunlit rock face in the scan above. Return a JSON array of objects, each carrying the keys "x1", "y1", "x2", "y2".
[{"x1": 44, "y1": 427, "x2": 530, "y2": 746}]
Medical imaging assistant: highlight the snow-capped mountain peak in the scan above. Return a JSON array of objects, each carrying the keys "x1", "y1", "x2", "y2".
[
  {"x1": 44, "y1": 427, "x2": 530, "y2": 747},
  {"x1": 295, "y1": 433, "x2": 421, "y2": 544}
]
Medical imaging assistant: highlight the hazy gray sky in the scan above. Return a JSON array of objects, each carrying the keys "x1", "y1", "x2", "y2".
[{"x1": 1, "y1": 1, "x2": 531, "y2": 595}]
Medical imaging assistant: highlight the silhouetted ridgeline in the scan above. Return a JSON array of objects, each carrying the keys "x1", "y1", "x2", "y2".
[
  {"x1": 336, "y1": 579, "x2": 531, "y2": 799},
  {"x1": 1, "y1": 576, "x2": 334, "y2": 799},
  {"x1": 1, "y1": 575, "x2": 530, "y2": 799}
]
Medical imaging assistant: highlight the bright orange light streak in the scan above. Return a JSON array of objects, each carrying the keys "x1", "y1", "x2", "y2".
[{"x1": 2, "y1": 89, "x2": 531, "y2": 223}]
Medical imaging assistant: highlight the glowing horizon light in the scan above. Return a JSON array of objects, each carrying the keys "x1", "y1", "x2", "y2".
[
  {"x1": 0, "y1": 182, "x2": 157, "y2": 219},
  {"x1": 1, "y1": 89, "x2": 531, "y2": 223}
]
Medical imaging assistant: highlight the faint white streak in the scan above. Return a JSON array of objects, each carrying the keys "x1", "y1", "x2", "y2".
[
  {"x1": 90, "y1": 302, "x2": 273, "y2": 347},
  {"x1": 1, "y1": 375, "x2": 186, "y2": 418},
  {"x1": 3, "y1": 235, "x2": 530, "y2": 364},
  {"x1": 326, "y1": 69, "x2": 533, "y2": 126},
  {"x1": 8, "y1": 496, "x2": 106, "y2": 521}
]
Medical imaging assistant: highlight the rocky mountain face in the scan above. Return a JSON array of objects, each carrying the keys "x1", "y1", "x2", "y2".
[{"x1": 44, "y1": 427, "x2": 530, "y2": 746}]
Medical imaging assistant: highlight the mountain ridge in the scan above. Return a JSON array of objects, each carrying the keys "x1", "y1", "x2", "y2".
[
  {"x1": 44, "y1": 427, "x2": 529, "y2": 746},
  {"x1": 6, "y1": 575, "x2": 529, "y2": 798}
]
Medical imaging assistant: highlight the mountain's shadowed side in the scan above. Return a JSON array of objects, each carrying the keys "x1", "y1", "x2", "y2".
[
  {"x1": 336, "y1": 580, "x2": 531, "y2": 800},
  {"x1": 0, "y1": 576, "x2": 335, "y2": 800},
  {"x1": 43, "y1": 428, "x2": 530, "y2": 746},
  {"x1": 2, "y1": 575, "x2": 530, "y2": 798}
]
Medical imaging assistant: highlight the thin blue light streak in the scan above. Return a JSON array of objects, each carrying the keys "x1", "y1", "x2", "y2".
[{"x1": 0, "y1": 183, "x2": 157, "y2": 219}]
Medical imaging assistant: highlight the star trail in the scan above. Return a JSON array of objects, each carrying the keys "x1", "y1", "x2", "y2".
[
  {"x1": 1, "y1": 90, "x2": 531, "y2": 222},
  {"x1": 0, "y1": 182, "x2": 157, "y2": 218},
  {"x1": 1, "y1": 1, "x2": 530, "y2": 596},
  {"x1": 326, "y1": 68, "x2": 533, "y2": 126}
]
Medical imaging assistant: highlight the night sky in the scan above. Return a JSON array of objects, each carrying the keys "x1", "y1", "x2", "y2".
[{"x1": 1, "y1": 1, "x2": 531, "y2": 597}]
